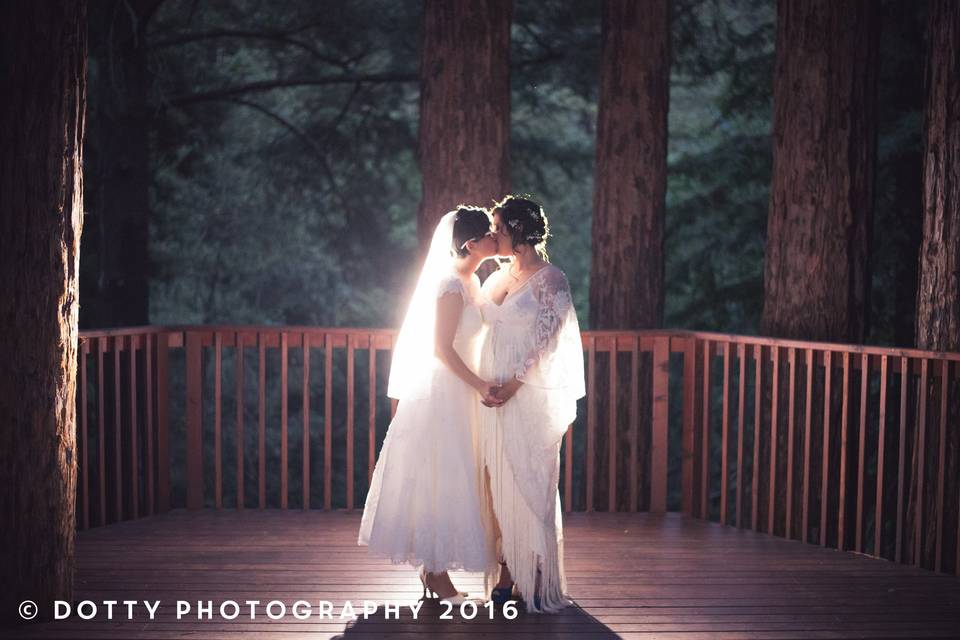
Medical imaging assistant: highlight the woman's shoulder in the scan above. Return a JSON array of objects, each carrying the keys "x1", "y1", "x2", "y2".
[
  {"x1": 436, "y1": 273, "x2": 467, "y2": 299},
  {"x1": 536, "y1": 263, "x2": 570, "y2": 288}
]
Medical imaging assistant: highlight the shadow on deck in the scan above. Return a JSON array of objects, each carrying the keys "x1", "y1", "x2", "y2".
[{"x1": 9, "y1": 510, "x2": 960, "y2": 639}]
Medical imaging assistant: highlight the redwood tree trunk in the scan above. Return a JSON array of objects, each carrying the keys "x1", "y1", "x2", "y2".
[
  {"x1": 761, "y1": 0, "x2": 879, "y2": 343},
  {"x1": 0, "y1": 0, "x2": 87, "y2": 625},
  {"x1": 589, "y1": 0, "x2": 670, "y2": 511},
  {"x1": 417, "y1": 0, "x2": 512, "y2": 242},
  {"x1": 760, "y1": 0, "x2": 878, "y2": 540},
  {"x1": 909, "y1": 0, "x2": 960, "y2": 570}
]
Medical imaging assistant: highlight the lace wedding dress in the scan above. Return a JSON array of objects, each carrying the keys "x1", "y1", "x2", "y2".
[
  {"x1": 358, "y1": 272, "x2": 495, "y2": 573},
  {"x1": 478, "y1": 263, "x2": 586, "y2": 613}
]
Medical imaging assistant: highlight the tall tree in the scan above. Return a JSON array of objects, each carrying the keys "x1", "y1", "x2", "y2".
[
  {"x1": 417, "y1": 0, "x2": 512, "y2": 240},
  {"x1": 81, "y1": 0, "x2": 158, "y2": 328},
  {"x1": 589, "y1": 0, "x2": 670, "y2": 510},
  {"x1": 760, "y1": 0, "x2": 879, "y2": 343},
  {"x1": 908, "y1": 0, "x2": 959, "y2": 570},
  {"x1": 915, "y1": 1, "x2": 960, "y2": 353},
  {"x1": 0, "y1": 0, "x2": 87, "y2": 624}
]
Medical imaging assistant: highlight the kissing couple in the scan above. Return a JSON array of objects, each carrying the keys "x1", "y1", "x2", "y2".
[{"x1": 358, "y1": 195, "x2": 585, "y2": 614}]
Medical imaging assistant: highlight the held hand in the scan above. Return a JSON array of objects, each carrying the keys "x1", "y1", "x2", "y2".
[
  {"x1": 479, "y1": 382, "x2": 505, "y2": 407},
  {"x1": 494, "y1": 378, "x2": 522, "y2": 405}
]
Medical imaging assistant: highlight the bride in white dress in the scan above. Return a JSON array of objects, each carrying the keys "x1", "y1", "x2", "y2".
[
  {"x1": 477, "y1": 196, "x2": 585, "y2": 613},
  {"x1": 358, "y1": 207, "x2": 502, "y2": 602}
]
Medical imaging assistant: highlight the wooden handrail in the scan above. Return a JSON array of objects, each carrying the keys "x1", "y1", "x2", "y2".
[{"x1": 74, "y1": 325, "x2": 960, "y2": 577}]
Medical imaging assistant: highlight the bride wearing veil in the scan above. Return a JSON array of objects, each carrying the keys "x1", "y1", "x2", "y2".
[{"x1": 358, "y1": 206, "x2": 501, "y2": 603}]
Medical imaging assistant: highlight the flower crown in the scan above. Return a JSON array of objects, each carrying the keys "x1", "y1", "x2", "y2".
[{"x1": 506, "y1": 215, "x2": 544, "y2": 243}]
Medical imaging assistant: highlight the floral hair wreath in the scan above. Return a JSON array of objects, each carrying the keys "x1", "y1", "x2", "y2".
[{"x1": 506, "y1": 216, "x2": 545, "y2": 243}]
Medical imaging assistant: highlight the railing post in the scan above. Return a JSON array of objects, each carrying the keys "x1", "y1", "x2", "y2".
[{"x1": 185, "y1": 330, "x2": 204, "y2": 509}]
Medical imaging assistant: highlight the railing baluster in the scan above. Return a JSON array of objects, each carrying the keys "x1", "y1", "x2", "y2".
[
  {"x1": 80, "y1": 339, "x2": 89, "y2": 530},
  {"x1": 838, "y1": 351, "x2": 850, "y2": 550},
  {"x1": 702, "y1": 339, "x2": 711, "y2": 519},
  {"x1": 651, "y1": 336, "x2": 669, "y2": 513},
  {"x1": 681, "y1": 338, "x2": 696, "y2": 515},
  {"x1": 185, "y1": 331, "x2": 203, "y2": 510},
  {"x1": 281, "y1": 331, "x2": 288, "y2": 510},
  {"x1": 145, "y1": 333, "x2": 154, "y2": 516},
  {"x1": 236, "y1": 332, "x2": 245, "y2": 510},
  {"x1": 768, "y1": 345, "x2": 779, "y2": 536},
  {"x1": 129, "y1": 335, "x2": 139, "y2": 520},
  {"x1": 915, "y1": 358, "x2": 928, "y2": 567},
  {"x1": 98, "y1": 337, "x2": 106, "y2": 526},
  {"x1": 303, "y1": 332, "x2": 311, "y2": 510},
  {"x1": 935, "y1": 359, "x2": 948, "y2": 571},
  {"x1": 786, "y1": 347, "x2": 796, "y2": 539},
  {"x1": 736, "y1": 342, "x2": 746, "y2": 529},
  {"x1": 113, "y1": 337, "x2": 122, "y2": 520},
  {"x1": 214, "y1": 332, "x2": 222, "y2": 510},
  {"x1": 895, "y1": 356, "x2": 908, "y2": 563},
  {"x1": 820, "y1": 351, "x2": 832, "y2": 546},
  {"x1": 347, "y1": 334, "x2": 356, "y2": 510},
  {"x1": 258, "y1": 332, "x2": 266, "y2": 509},
  {"x1": 586, "y1": 336, "x2": 596, "y2": 512},
  {"x1": 752, "y1": 344, "x2": 762, "y2": 532},
  {"x1": 721, "y1": 341, "x2": 730, "y2": 525},
  {"x1": 856, "y1": 353, "x2": 869, "y2": 552},
  {"x1": 801, "y1": 348, "x2": 813, "y2": 543},
  {"x1": 875, "y1": 354, "x2": 888, "y2": 557},
  {"x1": 324, "y1": 333, "x2": 333, "y2": 510},
  {"x1": 156, "y1": 333, "x2": 170, "y2": 514},
  {"x1": 608, "y1": 337, "x2": 617, "y2": 512}
]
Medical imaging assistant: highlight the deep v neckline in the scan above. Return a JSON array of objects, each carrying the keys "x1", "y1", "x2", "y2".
[{"x1": 493, "y1": 264, "x2": 551, "y2": 307}]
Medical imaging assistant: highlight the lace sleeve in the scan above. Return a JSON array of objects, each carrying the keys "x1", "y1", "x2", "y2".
[
  {"x1": 436, "y1": 275, "x2": 466, "y2": 302},
  {"x1": 515, "y1": 266, "x2": 574, "y2": 382}
]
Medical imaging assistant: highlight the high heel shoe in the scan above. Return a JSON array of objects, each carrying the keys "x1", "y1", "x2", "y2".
[{"x1": 419, "y1": 568, "x2": 470, "y2": 601}]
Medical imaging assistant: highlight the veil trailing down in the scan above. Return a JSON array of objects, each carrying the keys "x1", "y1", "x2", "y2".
[{"x1": 358, "y1": 209, "x2": 497, "y2": 581}]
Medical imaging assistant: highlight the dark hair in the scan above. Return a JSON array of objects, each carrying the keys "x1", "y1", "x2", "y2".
[
  {"x1": 492, "y1": 194, "x2": 551, "y2": 260},
  {"x1": 452, "y1": 205, "x2": 492, "y2": 257}
]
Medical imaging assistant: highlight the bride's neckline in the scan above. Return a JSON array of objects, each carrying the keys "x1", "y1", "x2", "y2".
[{"x1": 491, "y1": 263, "x2": 552, "y2": 307}]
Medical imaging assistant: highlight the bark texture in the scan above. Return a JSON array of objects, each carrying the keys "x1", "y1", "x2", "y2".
[
  {"x1": 760, "y1": 0, "x2": 879, "y2": 343},
  {"x1": 417, "y1": 0, "x2": 512, "y2": 242},
  {"x1": 589, "y1": 0, "x2": 670, "y2": 510},
  {"x1": 0, "y1": 0, "x2": 87, "y2": 625},
  {"x1": 915, "y1": 1, "x2": 960, "y2": 353},
  {"x1": 907, "y1": 0, "x2": 960, "y2": 571}
]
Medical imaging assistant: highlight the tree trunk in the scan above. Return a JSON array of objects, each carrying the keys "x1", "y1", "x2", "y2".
[
  {"x1": 417, "y1": 0, "x2": 512, "y2": 242},
  {"x1": 0, "y1": 0, "x2": 87, "y2": 625},
  {"x1": 908, "y1": 0, "x2": 960, "y2": 570},
  {"x1": 80, "y1": 0, "x2": 153, "y2": 328},
  {"x1": 589, "y1": 0, "x2": 670, "y2": 511},
  {"x1": 760, "y1": 0, "x2": 878, "y2": 539},
  {"x1": 761, "y1": 0, "x2": 879, "y2": 344}
]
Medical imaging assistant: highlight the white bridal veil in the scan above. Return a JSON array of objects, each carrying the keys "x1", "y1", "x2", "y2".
[{"x1": 386, "y1": 210, "x2": 458, "y2": 401}]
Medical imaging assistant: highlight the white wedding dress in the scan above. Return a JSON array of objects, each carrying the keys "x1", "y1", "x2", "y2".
[
  {"x1": 358, "y1": 272, "x2": 495, "y2": 573},
  {"x1": 477, "y1": 263, "x2": 585, "y2": 613}
]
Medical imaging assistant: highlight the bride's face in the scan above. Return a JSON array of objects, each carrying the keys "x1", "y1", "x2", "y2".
[
  {"x1": 469, "y1": 230, "x2": 499, "y2": 259},
  {"x1": 492, "y1": 211, "x2": 513, "y2": 257}
]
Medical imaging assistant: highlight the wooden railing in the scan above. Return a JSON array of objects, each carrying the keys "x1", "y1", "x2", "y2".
[{"x1": 75, "y1": 326, "x2": 960, "y2": 577}]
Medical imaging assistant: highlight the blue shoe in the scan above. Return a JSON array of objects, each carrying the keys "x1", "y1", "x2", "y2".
[{"x1": 490, "y1": 585, "x2": 514, "y2": 605}]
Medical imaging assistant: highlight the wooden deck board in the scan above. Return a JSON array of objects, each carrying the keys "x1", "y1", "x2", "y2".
[{"x1": 9, "y1": 511, "x2": 960, "y2": 639}]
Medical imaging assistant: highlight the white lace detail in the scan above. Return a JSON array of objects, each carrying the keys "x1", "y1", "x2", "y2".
[
  {"x1": 515, "y1": 267, "x2": 573, "y2": 381},
  {"x1": 436, "y1": 275, "x2": 466, "y2": 302}
]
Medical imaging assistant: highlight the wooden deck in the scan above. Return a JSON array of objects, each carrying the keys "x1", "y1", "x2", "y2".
[{"x1": 8, "y1": 510, "x2": 960, "y2": 639}]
